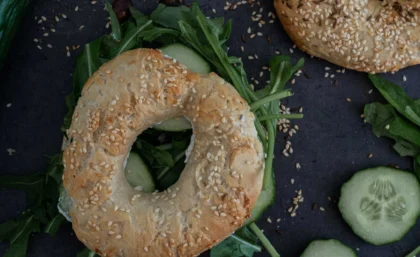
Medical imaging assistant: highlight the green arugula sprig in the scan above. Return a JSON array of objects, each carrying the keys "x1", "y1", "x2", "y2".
[
  {"x1": 364, "y1": 75, "x2": 420, "y2": 179},
  {"x1": 0, "y1": 154, "x2": 65, "y2": 257},
  {"x1": 1, "y1": 2, "x2": 304, "y2": 257}
]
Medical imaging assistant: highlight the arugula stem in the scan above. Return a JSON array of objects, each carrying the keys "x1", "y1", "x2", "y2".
[
  {"x1": 157, "y1": 152, "x2": 185, "y2": 180},
  {"x1": 259, "y1": 114, "x2": 303, "y2": 121},
  {"x1": 263, "y1": 119, "x2": 276, "y2": 191},
  {"x1": 249, "y1": 223, "x2": 280, "y2": 257},
  {"x1": 269, "y1": 62, "x2": 285, "y2": 94},
  {"x1": 230, "y1": 234, "x2": 262, "y2": 252},
  {"x1": 250, "y1": 91, "x2": 293, "y2": 112}
]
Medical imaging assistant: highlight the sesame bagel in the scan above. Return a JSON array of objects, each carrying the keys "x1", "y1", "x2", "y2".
[
  {"x1": 62, "y1": 49, "x2": 264, "y2": 257},
  {"x1": 274, "y1": 0, "x2": 420, "y2": 73}
]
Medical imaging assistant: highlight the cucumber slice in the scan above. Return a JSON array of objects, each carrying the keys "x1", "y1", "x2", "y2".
[
  {"x1": 125, "y1": 152, "x2": 155, "y2": 193},
  {"x1": 155, "y1": 43, "x2": 209, "y2": 131},
  {"x1": 406, "y1": 246, "x2": 420, "y2": 257},
  {"x1": 339, "y1": 167, "x2": 420, "y2": 245},
  {"x1": 154, "y1": 116, "x2": 192, "y2": 131},
  {"x1": 243, "y1": 188, "x2": 275, "y2": 226},
  {"x1": 301, "y1": 239, "x2": 357, "y2": 257},
  {"x1": 160, "y1": 43, "x2": 211, "y2": 74}
]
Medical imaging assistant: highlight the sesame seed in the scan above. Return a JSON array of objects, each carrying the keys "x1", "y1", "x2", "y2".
[{"x1": 346, "y1": 98, "x2": 351, "y2": 102}]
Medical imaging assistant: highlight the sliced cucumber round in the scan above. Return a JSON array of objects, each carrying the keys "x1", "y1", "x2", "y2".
[
  {"x1": 154, "y1": 116, "x2": 192, "y2": 131},
  {"x1": 243, "y1": 188, "x2": 275, "y2": 226},
  {"x1": 125, "y1": 152, "x2": 155, "y2": 193},
  {"x1": 301, "y1": 239, "x2": 357, "y2": 257},
  {"x1": 160, "y1": 43, "x2": 211, "y2": 74},
  {"x1": 339, "y1": 167, "x2": 420, "y2": 245}
]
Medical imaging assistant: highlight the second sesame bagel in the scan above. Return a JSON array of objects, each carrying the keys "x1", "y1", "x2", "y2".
[
  {"x1": 274, "y1": 0, "x2": 420, "y2": 73},
  {"x1": 62, "y1": 49, "x2": 264, "y2": 257}
]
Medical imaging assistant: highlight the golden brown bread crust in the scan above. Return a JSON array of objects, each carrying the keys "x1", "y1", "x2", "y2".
[
  {"x1": 274, "y1": 0, "x2": 420, "y2": 73},
  {"x1": 62, "y1": 49, "x2": 264, "y2": 257}
]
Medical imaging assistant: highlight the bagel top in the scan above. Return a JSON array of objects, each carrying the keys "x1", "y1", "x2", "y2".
[
  {"x1": 62, "y1": 49, "x2": 264, "y2": 257},
  {"x1": 274, "y1": 0, "x2": 420, "y2": 73}
]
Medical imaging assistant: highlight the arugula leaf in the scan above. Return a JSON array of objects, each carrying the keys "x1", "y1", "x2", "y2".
[
  {"x1": 364, "y1": 103, "x2": 420, "y2": 147},
  {"x1": 62, "y1": 38, "x2": 103, "y2": 132},
  {"x1": 393, "y1": 140, "x2": 420, "y2": 157},
  {"x1": 77, "y1": 248, "x2": 98, "y2": 257},
  {"x1": 0, "y1": 173, "x2": 44, "y2": 206},
  {"x1": 210, "y1": 228, "x2": 261, "y2": 257},
  {"x1": 369, "y1": 74, "x2": 420, "y2": 127},
  {"x1": 0, "y1": 220, "x2": 19, "y2": 241},
  {"x1": 150, "y1": 4, "x2": 191, "y2": 30},
  {"x1": 44, "y1": 214, "x2": 65, "y2": 236},
  {"x1": 105, "y1": 0, "x2": 122, "y2": 41},
  {"x1": 3, "y1": 214, "x2": 40, "y2": 257},
  {"x1": 136, "y1": 139, "x2": 174, "y2": 168},
  {"x1": 111, "y1": 18, "x2": 152, "y2": 57}
]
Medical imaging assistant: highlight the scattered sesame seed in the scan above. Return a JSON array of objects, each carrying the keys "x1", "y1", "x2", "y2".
[
  {"x1": 346, "y1": 98, "x2": 351, "y2": 102},
  {"x1": 75, "y1": 6, "x2": 79, "y2": 11},
  {"x1": 291, "y1": 178, "x2": 295, "y2": 184},
  {"x1": 368, "y1": 153, "x2": 373, "y2": 158},
  {"x1": 320, "y1": 207, "x2": 325, "y2": 212},
  {"x1": 47, "y1": 44, "x2": 52, "y2": 48},
  {"x1": 91, "y1": 1, "x2": 97, "y2": 4},
  {"x1": 403, "y1": 75, "x2": 407, "y2": 82},
  {"x1": 295, "y1": 163, "x2": 301, "y2": 170},
  {"x1": 37, "y1": 45, "x2": 42, "y2": 50},
  {"x1": 79, "y1": 25, "x2": 85, "y2": 30},
  {"x1": 6, "y1": 148, "x2": 16, "y2": 156}
]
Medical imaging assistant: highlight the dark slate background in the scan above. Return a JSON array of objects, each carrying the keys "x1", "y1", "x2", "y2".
[{"x1": 1, "y1": 0, "x2": 419, "y2": 256}]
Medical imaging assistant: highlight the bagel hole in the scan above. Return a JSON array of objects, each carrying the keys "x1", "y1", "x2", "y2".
[{"x1": 124, "y1": 116, "x2": 192, "y2": 192}]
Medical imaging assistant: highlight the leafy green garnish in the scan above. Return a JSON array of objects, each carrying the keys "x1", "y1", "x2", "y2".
[
  {"x1": 364, "y1": 103, "x2": 420, "y2": 147},
  {"x1": 77, "y1": 248, "x2": 98, "y2": 257},
  {"x1": 210, "y1": 228, "x2": 261, "y2": 257},
  {"x1": 369, "y1": 75, "x2": 420, "y2": 127},
  {"x1": 366, "y1": 75, "x2": 420, "y2": 182},
  {"x1": 0, "y1": 154, "x2": 65, "y2": 257},
  {"x1": 105, "y1": 0, "x2": 122, "y2": 41}
]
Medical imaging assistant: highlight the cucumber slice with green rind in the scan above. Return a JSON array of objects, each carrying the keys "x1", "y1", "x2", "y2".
[
  {"x1": 339, "y1": 167, "x2": 420, "y2": 245},
  {"x1": 125, "y1": 152, "x2": 155, "y2": 193},
  {"x1": 301, "y1": 239, "x2": 357, "y2": 257},
  {"x1": 243, "y1": 188, "x2": 275, "y2": 226},
  {"x1": 154, "y1": 116, "x2": 192, "y2": 131},
  {"x1": 160, "y1": 43, "x2": 211, "y2": 74},
  {"x1": 406, "y1": 246, "x2": 420, "y2": 257},
  {"x1": 155, "y1": 43, "x2": 210, "y2": 132}
]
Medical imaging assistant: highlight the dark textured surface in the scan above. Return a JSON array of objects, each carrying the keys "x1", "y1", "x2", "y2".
[{"x1": 0, "y1": 0, "x2": 419, "y2": 256}]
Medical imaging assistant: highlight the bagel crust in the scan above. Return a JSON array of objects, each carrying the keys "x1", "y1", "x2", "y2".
[
  {"x1": 62, "y1": 49, "x2": 264, "y2": 257},
  {"x1": 274, "y1": 0, "x2": 420, "y2": 73}
]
